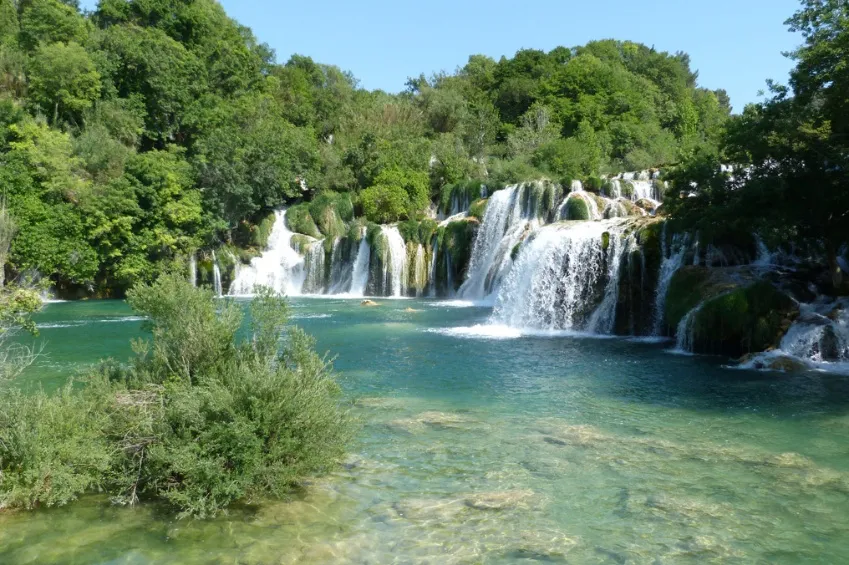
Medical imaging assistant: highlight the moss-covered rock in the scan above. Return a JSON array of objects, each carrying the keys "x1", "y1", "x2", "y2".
[
  {"x1": 584, "y1": 175, "x2": 603, "y2": 194},
  {"x1": 286, "y1": 204, "x2": 322, "y2": 238},
  {"x1": 469, "y1": 198, "x2": 489, "y2": 220},
  {"x1": 634, "y1": 198, "x2": 658, "y2": 213},
  {"x1": 563, "y1": 196, "x2": 589, "y2": 221},
  {"x1": 398, "y1": 218, "x2": 439, "y2": 245},
  {"x1": 309, "y1": 191, "x2": 352, "y2": 239},
  {"x1": 290, "y1": 234, "x2": 316, "y2": 254},
  {"x1": 253, "y1": 212, "x2": 277, "y2": 249},
  {"x1": 439, "y1": 180, "x2": 486, "y2": 214},
  {"x1": 433, "y1": 218, "x2": 478, "y2": 295},
  {"x1": 689, "y1": 281, "x2": 799, "y2": 357},
  {"x1": 664, "y1": 266, "x2": 744, "y2": 331},
  {"x1": 612, "y1": 219, "x2": 664, "y2": 336}
]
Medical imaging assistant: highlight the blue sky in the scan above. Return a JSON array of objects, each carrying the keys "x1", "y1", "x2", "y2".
[{"x1": 80, "y1": 0, "x2": 803, "y2": 111}]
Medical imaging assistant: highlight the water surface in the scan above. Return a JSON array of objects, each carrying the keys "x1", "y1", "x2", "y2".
[{"x1": 3, "y1": 298, "x2": 849, "y2": 564}]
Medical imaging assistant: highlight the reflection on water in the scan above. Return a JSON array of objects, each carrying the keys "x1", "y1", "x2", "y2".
[{"x1": 3, "y1": 299, "x2": 849, "y2": 563}]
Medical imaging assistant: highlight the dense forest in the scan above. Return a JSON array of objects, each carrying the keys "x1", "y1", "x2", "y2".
[{"x1": 0, "y1": 0, "x2": 740, "y2": 296}]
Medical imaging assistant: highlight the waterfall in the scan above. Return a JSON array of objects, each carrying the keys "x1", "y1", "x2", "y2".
[
  {"x1": 586, "y1": 230, "x2": 633, "y2": 333},
  {"x1": 675, "y1": 303, "x2": 703, "y2": 353},
  {"x1": 557, "y1": 191, "x2": 601, "y2": 221},
  {"x1": 302, "y1": 241, "x2": 326, "y2": 294},
  {"x1": 428, "y1": 237, "x2": 438, "y2": 297},
  {"x1": 411, "y1": 244, "x2": 428, "y2": 296},
  {"x1": 326, "y1": 238, "x2": 349, "y2": 294},
  {"x1": 349, "y1": 229, "x2": 370, "y2": 296},
  {"x1": 491, "y1": 220, "x2": 626, "y2": 332},
  {"x1": 381, "y1": 226, "x2": 408, "y2": 297},
  {"x1": 229, "y1": 210, "x2": 306, "y2": 296},
  {"x1": 753, "y1": 235, "x2": 774, "y2": 267},
  {"x1": 652, "y1": 225, "x2": 688, "y2": 336},
  {"x1": 212, "y1": 251, "x2": 223, "y2": 297},
  {"x1": 459, "y1": 184, "x2": 541, "y2": 300},
  {"x1": 189, "y1": 254, "x2": 197, "y2": 288}
]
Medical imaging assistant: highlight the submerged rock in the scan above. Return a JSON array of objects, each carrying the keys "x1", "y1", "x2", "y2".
[
  {"x1": 360, "y1": 299, "x2": 379, "y2": 307},
  {"x1": 464, "y1": 489, "x2": 535, "y2": 511},
  {"x1": 388, "y1": 411, "x2": 478, "y2": 432}
]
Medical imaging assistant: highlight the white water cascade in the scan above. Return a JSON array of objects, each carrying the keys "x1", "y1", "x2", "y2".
[
  {"x1": 229, "y1": 210, "x2": 306, "y2": 296},
  {"x1": 491, "y1": 220, "x2": 628, "y2": 331},
  {"x1": 302, "y1": 241, "x2": 326, "y2": 294},
  {"x1": 652, "y1": 225, "x2": 689, "y2": 336},
  {"x1": 189, "y1": 254, "x2": 197, "y2": 288},
  {"x1": 348, "y1": 230, "x2": 370, "y2": 296},
  {"x1": 459, "y1": 184, "x2": 541, "y2": 301},
  {"x1": 675, "y1": 303, "x2": 703, "y2": 352},
  {"x1": 380, "y1": 226, "x2": 408, "y2": 297},
  {"x1": 411, "y1": 244, "x2": 428, "y2": 296},
  {"x1": 212, "y1": 251, "x2": 223, "y2": 297},
  {"x1": 742, "y1": 300, "x2": 849, "y2": 373}
]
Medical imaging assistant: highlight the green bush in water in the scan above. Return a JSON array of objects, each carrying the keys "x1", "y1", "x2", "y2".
[
  {"x1": 0, "y1": 275, "x2": 353, "y2": 518},
  {"x1": 564, "y1": 196, "x2": 589, "y2": 221},
  {"x1": 0, "y1": 383, "x2": 112, "y2": 510},
  {"x1": 285, "y1": 203, "x2": 321, "y2": 238}
]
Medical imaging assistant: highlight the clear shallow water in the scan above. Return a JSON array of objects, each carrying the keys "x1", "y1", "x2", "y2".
[{"x1": 3, "y1": 299, "x2": 849, "y2": 564}]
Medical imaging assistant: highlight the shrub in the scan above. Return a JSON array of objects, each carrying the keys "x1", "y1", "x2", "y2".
[
  {"x1": 360, "y1": 182, "x2": 409, "y2": 224},
  {"x1": 0, "y1": 384, "x2": 112, "y2": 510},
  {"x1": 0, "y1": 275, "x2": 353, "y2": 518}
]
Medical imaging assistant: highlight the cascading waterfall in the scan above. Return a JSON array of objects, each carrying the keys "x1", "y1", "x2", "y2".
[
  {"x1": 348, "y1": 229, "x2": 370, "y2": 296},
  {"x1": 459, "y1": 183, "x2": 546, "y2": 300},
  {"x1": 380, "y1": 226, "x2": 408, "y2": 297},
  {"x1": 229, "y1": 210, "x2": 306, "y2": 296},
  {"x1": 741, "y1": 300, "x2": 849, "y2": 372},
  {"x1": 189, "y1": 254, "x2": 197, "y2": 287},
  {"x1": 302, "y1": 241, "x2": 326, "y2": 294},
  {"x1": 411, "y1": 244, "x2": 428, "y2": 296},
  {"x1": 558, "y1": 190, "x2": 601, "y2": 221},
  {"x1": 652, "y1": 225, "x2": 688, "y2": 336},
  {"x1": 675, "y1": 303, "x2": 703, "y2": 352},
  {"x1": 428, "y1": 238, "x2": 438, "y2": 297},
  {"x1": 586, "y1": 230, "x2": 633, "y2": 333},
  {"x1": 492, "y1": 220, "x2": 627, "y2": 331},
  {"x1": 326, "y1": 238, "x2": 349, "y2": 294},
  {"x1": 622, "y1": 171, "x2": 661, "y2": 203},
  {"x1": 212, "y1": 251, "x2": 223, "y2": 297},
  {"x1": 753, "y1": 235, "x2": 775, "y2": 267}
]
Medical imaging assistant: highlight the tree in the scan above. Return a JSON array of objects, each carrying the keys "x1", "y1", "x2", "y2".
[
  {"x1": 18, "y1": 0, "x2": 88, "y2": 51},
  {"x1": 28, "y1": 42, "x2": 101, "y2": 126}
]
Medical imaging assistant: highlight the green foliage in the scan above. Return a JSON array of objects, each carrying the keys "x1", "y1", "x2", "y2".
[
  {"x1": 0, "y1": 384, "x2": 112, "y2": 510},
  {"x1": 28, "y1": 41, "x2": 102, "y2": 125},
  {"x1": 359, "y1": 167, "x2": 429, "y2": 223},
  {"x1": 469, "y1": 198, "x2": 489, "y2": 220},
  {"x1": 0, "y1": 276, "x2": 352, "y2": 517},
  {"x1": 309, "y1": 191, "x2": 352, "y2": 238},
  {"x1": 19, "y1": 0, "x2": 89, "y2": 51},
  {"x1": 563, "y1": 196, "x2": 590, "y2": 221},
  {"x1": 285, "y1": 203, "x2": 321, "y2": 238},
  {"x1": 0, "y1": 0, "x2": 733, "y2": 296}
]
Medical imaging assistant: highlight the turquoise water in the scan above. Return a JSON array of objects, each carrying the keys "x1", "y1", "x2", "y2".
[{"x1": 2, "y1": 298, "x2": 849, "y2": 563}]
